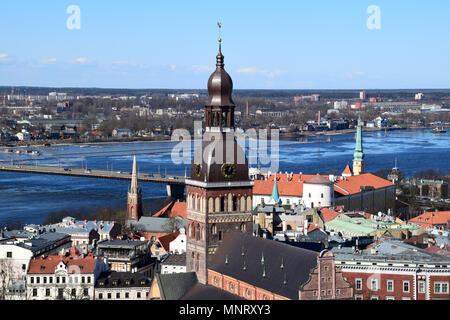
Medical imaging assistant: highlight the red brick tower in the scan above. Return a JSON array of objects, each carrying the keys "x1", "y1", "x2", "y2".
[
  {"x1": 186, "y1": 31, "x2": 253, "y2": 284},
  {"x1": 127, "y1": 155, "x2": 143, "y2": 221}
]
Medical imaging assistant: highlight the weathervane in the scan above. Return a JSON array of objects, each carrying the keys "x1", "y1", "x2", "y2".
[{"x1": 217, "y1": 22, "x2": 222, "y2": 43}]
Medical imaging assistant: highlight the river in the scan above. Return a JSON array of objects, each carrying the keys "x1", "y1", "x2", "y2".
[{"x1": 0, "y1": 128, "x2": 448, "y2": 224}]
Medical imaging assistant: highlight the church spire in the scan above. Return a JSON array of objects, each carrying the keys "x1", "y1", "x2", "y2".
[
  {"x1": 130, "y1": 154, "x2": 138, "y2": 193},
  {"x1": 268, "y1": 176, "x2": 281, "y2": 205},
  {"x1": 353, "y1": 116, "x2": 365, "y2": 175},
  {"x1": 127, "y1": 154, "x2": 142, "y2": 221}
]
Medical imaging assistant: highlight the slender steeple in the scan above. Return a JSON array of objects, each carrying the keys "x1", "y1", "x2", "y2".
[
  {"x1": 131, "y1": 154, "x2": 138, "y2": 193},
  {"x1": 268, "y1": 176, "x2": 282, "y2": 205},
  {"x1": 353, "y1": 116, "x2": 365, "y2": 175},
  {"x1": 127, "y1": 154, "x2": 142, "y2": 220}
]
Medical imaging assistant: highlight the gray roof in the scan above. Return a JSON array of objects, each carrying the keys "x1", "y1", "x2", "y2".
[
  {"x1": 209, "y1": 231, "x2": 318, "y2": 300},
  {"x1": 15, "y1": 232, "x2": 70, "y2": 254},
  {"x1": 258, "y1": 206, "x2": 292, "y2": 214},
  {"x1": 95, "y1": 271, "x2": 150, "y2": 289},
  {"x1": 46, "y1": 218, "x2": 116, "y2": 235},
  {"x1": 97, "y1": 239, "x2": 148, "y2": 249},
  {"x1": 130, "y1": 216, "x2": 186, "y2": 233},
  {"x1": 333, "y1": 239, "x2": 450, "y2": 264},
  {"x1": 161, "y1": 253, "x2": 186, "y2": 266},
  {"x1": 181, "y1": 283, "x2": 244, "y2": 300},
  {"x1": 156, "y1": 272, "x2": 198, "y2": 300}
]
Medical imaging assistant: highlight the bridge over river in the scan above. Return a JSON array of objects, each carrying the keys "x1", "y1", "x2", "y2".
[{"x1": 0, "y1": 164, "x2": 187, "y2": 197}]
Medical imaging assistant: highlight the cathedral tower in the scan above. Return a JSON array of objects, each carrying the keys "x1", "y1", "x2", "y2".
[
  {"x1": 185, "y1": 26, "x2": 253, "y2": 284},
  {"x1": 127, "y1": 155, "x2": 143, "y2": 220}
]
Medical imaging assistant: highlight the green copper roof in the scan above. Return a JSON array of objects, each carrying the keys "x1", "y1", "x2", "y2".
[
  {"x1": 269, "y1": 178, "x2": 282, "y2": 204},
  {"x1": 353, "y1": 117, "x2": 364, "y2": 161},
  {"x1": 325, "y1": 214, "x2": 420, "y2": 238}
]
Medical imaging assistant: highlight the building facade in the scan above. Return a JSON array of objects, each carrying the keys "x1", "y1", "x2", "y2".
[
  {"x1": 94, "y1": 271, "x2": 150, "y2": 300},
  {"x1": 26, "y1": 247, "x2": 108, "y2": 300},
  {"x1": 333, "y1": 239, "x2": 450, "y2": 300}
]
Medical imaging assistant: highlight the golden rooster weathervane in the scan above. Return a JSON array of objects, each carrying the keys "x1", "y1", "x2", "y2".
[{"x1": 217, "y1": 22, "x2": 222, "y2": 43}]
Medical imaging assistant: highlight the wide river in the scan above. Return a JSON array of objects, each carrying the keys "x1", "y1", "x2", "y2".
[{"x1": 0, "y1": 128, "x2": 448, "y2": 224}]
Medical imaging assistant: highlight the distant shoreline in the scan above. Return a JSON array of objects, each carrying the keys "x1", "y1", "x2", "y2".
[{"x1": 0, "y1": 125, "x2": 443, "y2": 149}]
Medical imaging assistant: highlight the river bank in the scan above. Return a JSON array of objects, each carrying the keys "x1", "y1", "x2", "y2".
[{"x1": 0, "y1": 125, "x2": 440, "y2": 149}]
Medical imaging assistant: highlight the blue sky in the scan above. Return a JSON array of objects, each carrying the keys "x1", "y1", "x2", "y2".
[{"x1": 1, "y1": 0, "x2": 449, "y2": 89}]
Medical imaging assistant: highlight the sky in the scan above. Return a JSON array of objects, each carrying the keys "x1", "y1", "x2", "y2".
[{"x1": 1, "y1": 0, "x2": 450, "y2": 89}]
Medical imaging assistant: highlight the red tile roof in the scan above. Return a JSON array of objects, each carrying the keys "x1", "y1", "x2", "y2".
[
  {"x1": 424, "y1": 246, "x2": 450, "y2": 257},
  {"x1": 319, "y1": 207, "x2": 340, "y2": 222},
  {"x1": 342, "y1": 164, "x2": 352, "y2": 176},
  {"x1": 307, "y1": 224, "x2": 321, "y2": 233},
  {"x1": 28, "y1": 251, "x2": 96, "y2": 274},
  {"x1": 409, "y1": 211, "x2": 450, "y2": 229},
  {"x1": 153, "y1": 202, "x2": 173, "y2": 217},
  {"x1": 253, "y1": 173, "x2": 394, "y2": 197},
  {"x1": 153, "y1": 201, "x2": 187, "y2": 219},
  {"x1": 168, "y1": 202, "x2": 187, "y2": 219},
  {"x1": 158, "y1": 231, "x2": 180, "y2": 252},
  {"x1": 333, "y1": 173, "x2": 394, "y2": 196}
]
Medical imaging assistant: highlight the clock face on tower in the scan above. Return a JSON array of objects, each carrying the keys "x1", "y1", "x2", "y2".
[{"x1": 221, "y1": 163, "x2": 236, "y2": 179}]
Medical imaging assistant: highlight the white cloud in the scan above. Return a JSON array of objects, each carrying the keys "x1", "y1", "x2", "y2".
[
  {"x1": 237, "y1": 67, "x2": 283, "y2": 78},
  {"x1": 39, "y1": 58, "x2": 57, "y2": 64},
  {"x1": 0, "y1": 54, "x2": 8, "y2": 60},
  {"x1": 74, "y1": 57, "x2": 88, "y2": 64},
  {"x1": 191, "y1": 65, "x2": 214, "y2": 74},
  {"x1": 170, "y1": 64, "x2": 177, "y2": 71}
]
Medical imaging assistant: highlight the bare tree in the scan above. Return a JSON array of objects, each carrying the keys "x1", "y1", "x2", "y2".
[{"x1": 0, "y1": 259, "x2": 16, "y2": 300}]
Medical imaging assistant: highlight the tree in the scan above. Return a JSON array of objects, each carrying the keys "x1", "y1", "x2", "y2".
[
  {"x1": 163, "y1": 217, "x2": 184, "y2": 233},
  {"x1": 0, "y1": 259, "x2": 16, "y2": 300}
]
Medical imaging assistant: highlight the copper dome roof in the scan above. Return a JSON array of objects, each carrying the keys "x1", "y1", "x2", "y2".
[
  {"x1": 206, "y1": 44, "x2": 235, "y2": 108},
  {"x1": 304, "y1": 174, "x2": 333, "y2": 185}
]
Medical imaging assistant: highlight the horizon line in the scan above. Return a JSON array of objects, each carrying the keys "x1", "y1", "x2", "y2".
[{"x1": 1, "y1": 85, "x2": 450, "y2": 92}]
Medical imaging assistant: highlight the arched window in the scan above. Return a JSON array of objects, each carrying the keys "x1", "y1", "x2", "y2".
[
  {"x1": 246, "y1": 196, "x2": 252, "y2": 211},
  {"x1": 190, "y1": 222, "x2": 195, "y2": 239},
  {"x1": 240, "y1": 223, "x2": 246, "y2": 232},
  {"x1": 220, "y1": 197, "x2": 225, "y2": 212},
  {"x1": 195, "y1": 224, "x2": 200, "y2": 241},
  {"x1": 208, "y1": 198, "x2": 214, "y2": 213},
  {"x1": 211, "y1": 224, "x2": 217, "y2": 235},
  {"x1": 215, "y1": 197, "x2": 221, "y2": 213},
  {"x1": 232, "y1": 196, "x2": 238, "y2": 211},
  {"x1": 240, "y1": 197, "x2": 246, "y2": 212}
]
